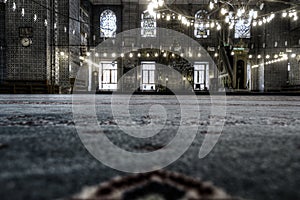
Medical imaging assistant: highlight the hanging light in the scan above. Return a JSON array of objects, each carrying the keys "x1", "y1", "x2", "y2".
[
  {"x1": 294, "y1": 15, "x2": 298, "y2": 21},
  {"x1": 34, "y1": 14, "x2": 37, "y2": 22},
  {"x1": 282, "y1": 11, "x2": 288, "y2": 18},
  {"x1": 209, "y1": 2, "x2": 214, "y2": 10},
  {"x1": 253, "y1": 21, "x2": 257, "y2": 26},
  {"x1": 221, "y1": 7, "x2": 228, "y2": 15},
  {"x1": 12, "y1": 2, "x2": 16, "y2": 11},
  {"x1": 166, "y1": 14, "x2": 171, "y2": 21},
  {"x1": 158, "y1": 0, "x2": 164, "y2": 7},
  {"x1": 21, "y1": 8, "x2": 25, "y2": 17}
]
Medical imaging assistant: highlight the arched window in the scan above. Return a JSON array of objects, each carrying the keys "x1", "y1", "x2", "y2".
[
  {"x1": 194, "y1": 10, "x2": 210, "y2": 39},
  {"x1": 100, "y1": 10, "x2": 117, "y2": 38},
  {"x1": 141, "y1": 11, "x2": 157, "y2": 37}
]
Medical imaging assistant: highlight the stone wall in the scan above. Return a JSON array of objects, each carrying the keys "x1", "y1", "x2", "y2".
[
  {"x1": 0, "y1": 2, "x2": 6, "y2": 82},
  {"x1": 249, "y1": 2, "x2": 300, "y2": 91}
]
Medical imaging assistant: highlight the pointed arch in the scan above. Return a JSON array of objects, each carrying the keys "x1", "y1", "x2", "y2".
[
  {"x1": 194, "y1": 10, "x2": 210, "y2": 39},
  {"x1": 100, "y1": 10, "x2": 117, "y2": 38}
]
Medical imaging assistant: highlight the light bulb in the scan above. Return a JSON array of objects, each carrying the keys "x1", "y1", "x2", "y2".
[
  {"x1": 253, "y1": 11, "x2": 258, "y2": 19},
  {"x1": 166, "y1": 15, "x2": 171, "y2": 21},
  {"x1": 294, "y1": 15, "x2": 298, "y2": 21},
  {"x1": 282, "y1": 12, "x2": 287, "y2": 18},
  {"x1": 157, "y1": 13, "x2": 161, "y2": 19},
  {"x1": 12, "y1": 2, "x2": 16, "y2": 11},
  {"x1": 21, "y1": 8, "x2": 25, "y2": 17},
  {"x1": 158, "y1": 0, "x2": 164, "y2": 7},
  {"x1": 209, "y1": 2, "x2": 214, "y2": 10}
]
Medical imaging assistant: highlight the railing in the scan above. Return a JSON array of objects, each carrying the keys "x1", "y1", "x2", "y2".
[{"x1": 220, "y1": 46, "x2": 233, "y2": 87}]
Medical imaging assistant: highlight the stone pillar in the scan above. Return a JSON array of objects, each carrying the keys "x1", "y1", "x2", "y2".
[{"x1": 88, "y1": 63, "x2": 92, "y2": 91}]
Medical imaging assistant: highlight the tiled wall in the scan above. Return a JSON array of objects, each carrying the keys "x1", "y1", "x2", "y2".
[{"x1": 5, "y1": 0, "x2": 50, "y2": 81}]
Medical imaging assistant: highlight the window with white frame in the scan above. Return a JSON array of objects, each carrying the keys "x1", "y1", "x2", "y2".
[
  {"x1": 141, "y1": 62, "x2": 156, "y2": 90},
  {"x1": 100, "y1": 10, "x2": 117, "y2": 38},
  {"x1": 142, "y1": 64, "x2": 155, "y2": 84},
  {"x1": 100, "y1": 62, "x2": 118, "y2": 90},
  {"x1": 194, "y1": 62, "x2": 209, "y2": 90},
  {"x1": 141, "y1": 11, "x2": 157, "y2": 37}
]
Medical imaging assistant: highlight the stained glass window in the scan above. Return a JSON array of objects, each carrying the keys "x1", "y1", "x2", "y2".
[
  {"x1": 100, "y1": 10, "x2": 117, "y2": 38},
  {"x1": 234, "y1": 17, "x2": 251, "y2": 39},
  {"x1": 194, "y1": 10, "x2": 210, "y2": 38},
  {"x1": 141, "y1": 11, "x2": 157, "y2": 37}
]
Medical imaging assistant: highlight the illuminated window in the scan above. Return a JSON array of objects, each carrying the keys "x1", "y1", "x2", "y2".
[
  {"x1": 235, "y1": 17, "x2": 251, "y2": 39},
  {"x1": 194, "y1": 10, "x2": 210, "y2": 38},
  {"x1": 141, "y1": 11, "x2": 157, "y2": 37},
  {"x1": 194, "y1": 62, "x2": 209, "y2": 90},
  {"x1": 141, "y1": 62, "x2": 156, "y2": 91},
  {"x1": 100, "y1": 62, "x2": 118, "y2": 90},
  {"x1": 100, "y1": 10, "x2": 117, "y2": 38}
]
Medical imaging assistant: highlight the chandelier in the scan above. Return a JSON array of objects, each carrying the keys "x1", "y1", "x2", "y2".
[{"x1": 146, "y1": 0, "x2": 299, "y2": 30}]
